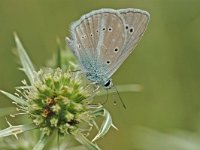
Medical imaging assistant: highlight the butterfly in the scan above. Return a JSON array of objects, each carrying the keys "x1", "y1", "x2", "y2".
[{"x1": 66, "y1": 8, "x2": 150, "y2": 89}]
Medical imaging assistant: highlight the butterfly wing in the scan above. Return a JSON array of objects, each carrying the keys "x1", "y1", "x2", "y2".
[
  {"x1": 66, "y1": 8, "x2": 149, "y2": 85},
  {"x1": 105, "y1": 8, "x2": 150, "y2": 78},
  {"x1": 66, "y1": 9, "x2": 126, "y2": 84}
]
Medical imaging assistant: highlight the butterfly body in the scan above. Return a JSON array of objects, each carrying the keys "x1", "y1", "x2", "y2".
[
  {"x1": 66, "y1": 8, "x2": 150, "y2": 88},
  {"x1": 76, "y1": 52, "x2": 112, "y2": 88}
]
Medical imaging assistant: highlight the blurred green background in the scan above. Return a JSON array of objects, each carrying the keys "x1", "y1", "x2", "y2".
[{"x1": 1, "y1": 0, "x2": 200, "y2": 150}]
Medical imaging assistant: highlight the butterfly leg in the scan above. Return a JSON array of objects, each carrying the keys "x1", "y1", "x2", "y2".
[
  {"x1": 101, "y1": 89, "x2": 109, "y2": 105},
  {"x1": 69, "y1": 69, "x2": 81, "y2": 73},
  {"x1": 83, "y1": 82, "x2": 100, "y2": 99}
]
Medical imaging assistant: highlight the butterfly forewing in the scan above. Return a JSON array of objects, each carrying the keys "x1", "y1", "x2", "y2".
[
  {"x1": 69, "y1": 9, "x2": 126, "y2": 75},
  {"x1": 106, "y1": 9, "x2": 150, "y2": 78}
]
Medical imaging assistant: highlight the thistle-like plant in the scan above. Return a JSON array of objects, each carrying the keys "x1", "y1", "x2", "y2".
[{"x1": 0, "y1": 34, "x2": 117, "y2": 150}]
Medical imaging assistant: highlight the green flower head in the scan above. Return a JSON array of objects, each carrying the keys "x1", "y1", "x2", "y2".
[{"x1": 25, "y1": 68, "x2": 94, "y2": 136}]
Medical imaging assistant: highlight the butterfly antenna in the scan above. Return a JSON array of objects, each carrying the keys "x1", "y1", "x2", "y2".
[
  {"x1": 113, "y1": 85, "x2": 127, "y2": 109},
  {"x1": 102, "y1": 89, "x2": 109, "y2": 105}
]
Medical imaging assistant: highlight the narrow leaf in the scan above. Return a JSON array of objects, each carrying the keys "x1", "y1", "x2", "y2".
[
  {"x1": 14, "y1": 33, "x2": 35, "y2": 84},
  {"x1": 0, "y1": 90, "x2": 27, "y2": 106},
  {"x1": 0, "y1": 123, "x2": 36, "y2": 138},
  {"x1": 74, "y1": 133, "x2": 101, "y2": 150},
  {"x1": 92, "y1": 108, "x2": 116, "y2": 142},
  {"x1": 21, "y1": 123, "x2": 37, "y2": 131},
  {"x1": 116, "y1": 84, "x2": 142, "y2": 92},
  {"x1": 97, "y1": 84, "x2": 142, "y2": 96},
  {"x1": 33, "y1": 134, "x2": 49, "y2": 150}
]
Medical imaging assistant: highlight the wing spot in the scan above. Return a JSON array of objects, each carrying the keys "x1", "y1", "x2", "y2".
[
  {"x1": 125, "y1": 25, "x2": 129, "y2": 30},
  {"x1": 81, "y1": 35, "x2": 87, "y2": 39},
  {"x1": 78, "y1": 44, "x2": 81, "y2": 49},
  {"x1": 103, "y1": 27, "x2": 106, "y2": 31},
  {"x1": 90, "y1": 33, "x2": 93, "y2": 37},
  {"x1": 114, "y1": 47, "x2": 119, "y2": 53},
  {"x1": 129, "y1": 27, "x2": 134, "y2": 33},
  {"x1": 108, "y1": 27, "x2": 112, "y2": 32},
  {"x1": 106, "y1": 60, "x2": 111, "y2": 64},
  {"x1": 96, "y1": 30, "x2": 99, "y2": 33}
]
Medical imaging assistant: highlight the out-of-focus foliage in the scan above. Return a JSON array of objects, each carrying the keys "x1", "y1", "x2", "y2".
[{"x1": 132, "y1": 127, "x2": 200, "y2": 150}]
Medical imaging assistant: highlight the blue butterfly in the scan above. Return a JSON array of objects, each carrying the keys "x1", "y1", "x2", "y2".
[{"x1": 66, "y1": 8, "x2": 150, "y2": 89}]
